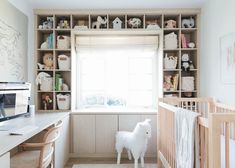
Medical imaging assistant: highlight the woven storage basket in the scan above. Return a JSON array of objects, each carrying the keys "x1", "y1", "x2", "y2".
[
  {"x1": 164, "y1": 32, "x2": 177, "y2": 49},
  {"x1": 164, "y1": 55, "x2": 177, "y2": 69},
  {"x1": 58, "y1": 55, "x2": 71, "y2": 70},
  {"x1": 56, "y1": 94, "x2": 70, "y2": 110},
  {"x1": 57, "y1": 35, "x2": 71, "y2": 49}
]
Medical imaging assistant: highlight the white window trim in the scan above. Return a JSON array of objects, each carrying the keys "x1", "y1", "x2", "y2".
[{"x1": 70, "y1": 30, "x2": 163, "y2": 111}]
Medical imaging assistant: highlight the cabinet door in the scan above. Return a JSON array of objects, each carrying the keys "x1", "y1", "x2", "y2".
[
  {"x1": 72, "y1": 115, "x2": 95, "y2": 154},
  {"x1": 95, "y1": 115, "x2": 118, "y2": 154},
  {"x1": 118, "y1": 115, "x2": 142, "y2": 131},
  {"x1": 1, "y1": 152, "x2": 10, "y2": 168},
  {"x1": 142, "y1": 115, "x2": 158, "y2": 157},
  {"x1": 55, "y1": 115, "x2": 70, "y2": 168}
]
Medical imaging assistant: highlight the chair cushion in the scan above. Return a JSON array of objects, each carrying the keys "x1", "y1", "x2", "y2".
[{"x1": 11, "y1": 150, "x2": 40, "y2": 168}]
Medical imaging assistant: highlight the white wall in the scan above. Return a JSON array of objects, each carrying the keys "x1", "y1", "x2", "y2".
[
  {"x1": 10, "y1": 0, "x2": 235, "y2": 106},
  {"x1": 8, "y1": 0, "x2": 35, "y2": 103},
  {"x1": 200, "y1": 0, "x2": 235, "y2": 105}
]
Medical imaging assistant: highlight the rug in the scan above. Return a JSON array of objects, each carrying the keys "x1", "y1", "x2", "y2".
[{"x1": 72, "y1": 164, "x2": 157, "y2": 168}]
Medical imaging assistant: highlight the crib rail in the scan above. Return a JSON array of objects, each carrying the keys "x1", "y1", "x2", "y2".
[
  {"x1": 209, "y1": 113, "x2": 235, "y2": 168},
  {"x1": 158, "y1": 98, "x2": 235, "y2": 168},
  {"x1": 211, "y1": 103, "x2": 235, "y2": 168},
  {"x1": 158, "y1": 101, "x2": 209, "y2": 168},
  {"x1": 158, "y1": 102, "x2": 177, "y2": 168},
  {"x1": 159, "y1": 97, "x2": 214, "y2": 117}
]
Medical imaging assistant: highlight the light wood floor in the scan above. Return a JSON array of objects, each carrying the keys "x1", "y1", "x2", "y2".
[{"x1": 65, "y1": 157, "x2": 157, "y2": 168}]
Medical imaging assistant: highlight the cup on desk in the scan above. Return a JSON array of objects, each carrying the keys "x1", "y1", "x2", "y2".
[{"x1": 29, "y1": 105, "x2": 35, "y2": 117}]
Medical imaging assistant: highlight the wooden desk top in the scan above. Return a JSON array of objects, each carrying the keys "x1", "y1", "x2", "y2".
[{"x1": 0, "y1": 112, "x2": 69, "y2": 156}]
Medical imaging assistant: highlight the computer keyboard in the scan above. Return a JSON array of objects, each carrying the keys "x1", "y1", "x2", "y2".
[{"x1": 9, "y1": 125, "x2": 38, "y2": 135}]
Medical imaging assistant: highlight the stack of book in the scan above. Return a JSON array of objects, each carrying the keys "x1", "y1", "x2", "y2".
[
  {"x1": 55, "y1": 73, "x2": 63, "y2": 91},
  {"x1": 47, "y1": 34, "x2": 53, "y2": 49},
  {"x1": 181, "y1": 33, "x2": 187, "y2": 48},
  {"x1": 172, "y1": 74, "x2": 179, "y2": 91}
]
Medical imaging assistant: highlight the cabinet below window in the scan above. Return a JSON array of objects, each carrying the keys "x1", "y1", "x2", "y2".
[{"x1": 71, "y1": 114, "x2": 157, "y2": 158}]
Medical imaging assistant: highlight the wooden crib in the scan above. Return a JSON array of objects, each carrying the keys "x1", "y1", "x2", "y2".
[{"x1": 157, "y1": 98, "x2": 235, "y2": 168}]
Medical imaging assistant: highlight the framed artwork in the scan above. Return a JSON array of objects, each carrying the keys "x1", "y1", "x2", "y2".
[
  {"x1": 220, "y1": 32, "x2": 235, "y2": 84},
  {"x1": 0, "y1": 1, "x2": 28, "y2": 82}
]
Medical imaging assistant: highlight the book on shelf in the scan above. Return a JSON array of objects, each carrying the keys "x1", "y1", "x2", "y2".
[
  {"x1": 181, "y1": 33, "x2": 187, "y2": 48},
  {"x1": 47, "y1": 34, "x2": 53, "y2": 49},
  {"x1": 172, "y1": 74, "x2": 179, "y2": 91},
  {"x1": 55, "y1": 73, "x2": 63, "y2": 91}
]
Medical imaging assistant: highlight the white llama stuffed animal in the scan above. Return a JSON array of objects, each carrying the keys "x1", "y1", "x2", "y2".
[{"x1": 115, "y1": 119, "x2": 151, "y2": 168}]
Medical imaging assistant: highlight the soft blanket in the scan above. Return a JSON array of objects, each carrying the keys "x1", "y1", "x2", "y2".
[{"x1": 175, "y1": 107, "x2": 200, "y2": 168}]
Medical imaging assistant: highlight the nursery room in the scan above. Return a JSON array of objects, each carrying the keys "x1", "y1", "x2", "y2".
[{"x1": 0, "y1": 0, "x2": 235, "y2": 167}]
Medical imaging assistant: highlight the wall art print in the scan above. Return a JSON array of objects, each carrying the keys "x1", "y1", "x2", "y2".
[{"x1": 220, "y1": 32, "x2": 235, "y2": 84}]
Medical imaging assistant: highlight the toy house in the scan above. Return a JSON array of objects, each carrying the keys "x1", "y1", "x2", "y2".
[{"x1": 112, "y1": 17, "x2": 122, "y2": 29}]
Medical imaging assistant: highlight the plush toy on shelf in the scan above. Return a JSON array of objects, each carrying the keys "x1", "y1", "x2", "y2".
[
  {"x1": 43, "y1": 53, "x2": 53, "y2": 70},
  {"x1": 128, "y1": 18, "x2": 142, "y2": 28},
  {"x1": 37, "y1": 53, "x2": 53, "y2": 70},
  {"x1": 92, "y1": 16, "x2": 108, "y2": 29},
  {"x1": 164, "y1": 19, "x2": 177, "y2": 28},
  {"x1": 57, "y1": 19, "x2": 70, "y2": 29},
  {"x1": 41, "y1": 93, "x2": 53, "y2": 110},
  {"x1": 182, "y1": 17, "x2": 195, "y2": 28},
  {"x1": 38, "y1": 17, "x2": 53, "y2": 29},
  {"x1": 146, "y1": 20, "x2": 160, "y2": 29},
  {"x1": 181, "y1": 53, "x2": 193, "y2": 71},
  {"x1": 188, "y1": 42, "x2": 196, "y2": 48},
  {"x1": 163, "y1": 75, "x2": 173, "y2": 91}
]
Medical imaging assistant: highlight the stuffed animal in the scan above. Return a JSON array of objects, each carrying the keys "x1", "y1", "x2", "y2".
[
  {"x1": 40, "y1": 17, "x2": 53, "y2": 29},
  {"x1": 43, "y1": 53, "x2": 53, "y2": 70},
  {"x1": 182, "y1": 17, "x2": 195, "y2": 28},
  {"x1": 128, "y1": 18, "x2": 141, "y2": 28},
  {"x1": 189, "y1": 61, "x2": 195, "y2": 69},
  {"x1": 163, "y1": 75, "x2": 173, "y2": 91},
  {"x1": 92, "y1": 16, "x2": 107, "y2": 29},
  {"x1": 41, "y1": 93, "x2": 53, "y2": 110},
  {"x1": 116, "y1": 119, "x2": 151, "y2": 168},
  {"x1": 164, "y1": 19, "x2": 177, "y2": 28},
  {"x1": 181, "y1": 54, "x2": 190, "y2": 71},
  {"x1": 188, "y1": 42, "x2": 196, "y2": 48},
  {"x1": 57, "y1": 19, "x2": 70, "y2": 29},
  {"x1": 146, "y1": 20, "x2": 160, "y2": 29}
]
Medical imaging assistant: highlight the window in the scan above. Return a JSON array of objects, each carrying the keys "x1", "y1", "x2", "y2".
[{"x1": 75, "y1": 35, "x2": 159, "y2": 109}]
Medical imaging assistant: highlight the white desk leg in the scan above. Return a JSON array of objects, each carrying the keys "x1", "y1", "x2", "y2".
[{"x1": 0, "y1": 152, "x2": 10, "y2": 168}]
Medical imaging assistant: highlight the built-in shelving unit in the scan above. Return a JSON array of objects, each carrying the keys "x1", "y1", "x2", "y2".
[
  {"x1": 35, "y1": 14, "x2": 72, "y2": 111},
  {"x1": 35, "y1": 9, "x2": 200, "y2": 111},
  {"x1": 162, "y1": 14, "x2": 199, "y2": 98}
]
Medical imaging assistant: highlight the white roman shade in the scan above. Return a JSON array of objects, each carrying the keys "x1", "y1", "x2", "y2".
[
  {"x1": 75, "y1": 35, "x2": 159, "y2": 48},
  {"x1": 75, "y1": 35, "x2": 159, "y2": 108}
]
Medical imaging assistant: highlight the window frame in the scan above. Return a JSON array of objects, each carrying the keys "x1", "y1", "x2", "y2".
[{"x1": 71, "y1": 30, "x2": 163, "y2": 110}]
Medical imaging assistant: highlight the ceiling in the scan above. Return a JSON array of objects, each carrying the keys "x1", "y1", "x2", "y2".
[{"x1": 9, "y1": 0, "x2": 205, "y2": 9}]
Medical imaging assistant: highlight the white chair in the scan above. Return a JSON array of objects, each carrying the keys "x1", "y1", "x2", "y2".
[{"x1": 11, "y1": 120, "x2": 63, "y2": 168}]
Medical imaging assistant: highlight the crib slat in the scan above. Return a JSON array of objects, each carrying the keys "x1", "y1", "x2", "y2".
[
  {"x1": 225, "y1": 122, "x2": 230, "y2": 168},
  {"x1": 205, "y1": 128, "x2": 208, "y2": 168},
  {"x1": 200, "y1": 125, "x2": 205, "y2": 168}
]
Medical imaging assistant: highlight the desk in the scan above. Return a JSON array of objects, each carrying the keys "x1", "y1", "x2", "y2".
[{"x1": 0, "y1": 112, "x2": 69, "y2": 168}]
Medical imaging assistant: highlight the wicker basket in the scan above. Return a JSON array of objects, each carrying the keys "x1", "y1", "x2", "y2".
[
  {"x1": 164, "y1": 54, "x2": 177, "y2": 69},
  {"x1": 58, "y1": 55, "x2": 71, "y2": 70},
  {"x1": 57, "y1": 35, "x2": 70, "y2": 49},
  {"x1": 56, "y1": 94, "x2": 70, "y2": 110},
  {"x1": 164, "y1": 32, "x2": 177, "y2": 49}
]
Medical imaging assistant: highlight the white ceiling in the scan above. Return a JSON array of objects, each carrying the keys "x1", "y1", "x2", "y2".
[{"x1": 9, "y1": 0, "x2": 205, "y2": 9}]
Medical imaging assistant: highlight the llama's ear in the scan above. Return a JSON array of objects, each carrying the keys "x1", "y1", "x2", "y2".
[
  {"x1": 145, "y1": 119, "x2": 151, "y2": 123},
  {"x1": 139, "y1": 122, "x2": 145, "y2": 127}
]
